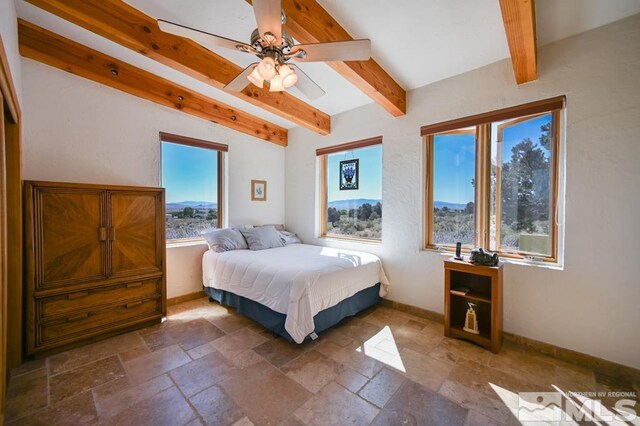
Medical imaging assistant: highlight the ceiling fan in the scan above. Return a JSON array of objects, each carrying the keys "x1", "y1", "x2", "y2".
[{"x1": 157, "y1": 0, "x2": 371, "y2": 100}]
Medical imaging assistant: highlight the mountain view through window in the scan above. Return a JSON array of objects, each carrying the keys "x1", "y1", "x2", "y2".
[{"x1": 162, "y1": 141, "x2": 220, "y2": 240}]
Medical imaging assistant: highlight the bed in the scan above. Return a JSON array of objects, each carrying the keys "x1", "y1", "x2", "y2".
[{"x1": 202, "y1": 243, "x2": 389, "y2": 343}]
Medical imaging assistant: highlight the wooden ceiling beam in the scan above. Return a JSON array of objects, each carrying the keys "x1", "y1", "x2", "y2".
[
  {"x1": 24, "y1": 0, "x2": 330, "y2": 135},
  {"x1": 499, "y1": 0, "x2": 538, "y2": 84},
  {"x1": 267, "y1": 0, "x2": 407, "y2": 117},
  {"x1": 18, "y1": 20, "x2": 288, "y2": 146}
]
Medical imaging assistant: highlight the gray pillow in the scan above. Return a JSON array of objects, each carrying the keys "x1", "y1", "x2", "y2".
[
  {"x1": 201, "y1": 228, "x2": 248, "y2": 252},
  {"x1": 240, "y1": 225, "x2": 285, "y2": 251},
  {"x1": 279, "y1": 230, "x2": 302, "y2": 245}
]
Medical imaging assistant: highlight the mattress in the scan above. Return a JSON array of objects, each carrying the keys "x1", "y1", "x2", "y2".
[{"x1": 202, "y1": 244, "x2": 389, "y2": 343}]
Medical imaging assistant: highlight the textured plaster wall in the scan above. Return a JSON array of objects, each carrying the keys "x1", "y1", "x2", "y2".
[
  {"x1": 21, "y1": 59, "x2": 286, "y2": 298},
  {"x1": 285, "y1": 15, "x2": 640, "y2": 368}
]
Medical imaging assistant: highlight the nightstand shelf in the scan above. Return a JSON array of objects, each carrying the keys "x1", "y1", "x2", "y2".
[{"x1": 444, "y1": 258, "x2": 503, "y2": 353}]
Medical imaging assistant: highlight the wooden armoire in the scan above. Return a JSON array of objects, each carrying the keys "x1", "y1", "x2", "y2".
[{"x1": 24, "y1": 181, "x2": 166, "y2": 356}]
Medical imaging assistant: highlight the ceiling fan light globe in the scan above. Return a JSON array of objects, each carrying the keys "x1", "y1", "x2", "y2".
[
  {"x1": 247, "y1": 66, "x2": 264, "y2": 88},
  {"x1": 256, "y1": 57, "x2": 276, "y2": 81},
  {"x1": 282, "y1": 71, "x2": 298, "y2": 88},
  {"x1": 269, "y1": 73, "x2": 284, "y2": 92}
]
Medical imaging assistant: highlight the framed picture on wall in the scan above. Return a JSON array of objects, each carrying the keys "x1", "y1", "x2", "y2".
[
  {"x1": 339, "y1": 159, "x2": 359, "y2": 190},
  {"x1": 251, "y1": 180, "x2": 267, "y2": 201}
]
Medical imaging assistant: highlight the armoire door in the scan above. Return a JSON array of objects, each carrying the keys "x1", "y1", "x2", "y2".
[
  {"x1": 35, "y1": 187, "x2": 107, "y2": 289},
  {"x1": 108, "y1": 191, "x2": 163, "y2": 278}
]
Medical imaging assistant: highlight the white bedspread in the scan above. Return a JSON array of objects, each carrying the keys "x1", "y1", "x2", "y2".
[{"x1": 202, "y1": 244, "x2": 389, "y2": 343}]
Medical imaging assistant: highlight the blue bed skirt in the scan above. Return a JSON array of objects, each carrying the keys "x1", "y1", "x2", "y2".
[{"x1": 204, "y1": 283, "x2": 381, "y2": 342}]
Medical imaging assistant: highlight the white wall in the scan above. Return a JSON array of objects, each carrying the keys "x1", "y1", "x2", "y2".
[
  {"x1": 21, "y1": 58, "x2": 286, "y2": 298},
  {"x1": 0, "y1": 0, "x2": 21, "y2": 101},
  {"x1": 286, "y1": 15, "x2": 640, "y2": 369}
]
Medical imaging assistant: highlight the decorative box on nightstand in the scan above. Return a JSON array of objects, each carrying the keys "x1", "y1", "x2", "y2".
[{"x1": 444, "y1": 258, "x2": 503, "y2": 353}]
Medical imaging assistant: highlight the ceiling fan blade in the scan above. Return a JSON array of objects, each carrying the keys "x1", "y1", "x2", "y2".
[
  {"x1": 289, "y1": 65, "x2": 325, "y2": 100},
  {"x1": 158, "y1": 19, "x2": 255, "y2": 54},
  {"x1": 291, "y1": 39, "x2": 371, "y2": 62},
  {"x1": 225, "y1": 64, "x2": 258, "y2": 92},
  {"x1": 252, "y1": 0, "x2": 282, "y2": 45}
]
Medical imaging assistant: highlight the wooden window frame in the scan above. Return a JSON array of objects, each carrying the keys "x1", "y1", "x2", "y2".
[
  {"x1": 159, "y1": 132, "x2": 226, "y2": 243},
  {"x1": 423, "y1": 97, "x2": 564, "y2": 263},
  {"x1": 318, "y1": 136, "x2": 383, "y2": 242}
]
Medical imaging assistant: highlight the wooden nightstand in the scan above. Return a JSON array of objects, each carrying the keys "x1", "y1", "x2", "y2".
[{"x1": 444, "y1": 258, "x2": 503, "y2": 353}]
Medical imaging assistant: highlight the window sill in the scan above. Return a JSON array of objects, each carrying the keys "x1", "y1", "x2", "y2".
[
  {"x1": 318, "y1": 235, "x2": 382, "y2": 246},
  {"x1": 422, "y1": 247, "x2": 563, "y2": 270},
  {"x1": 166, "y1": 238, "x2": 208, "y2": 248}
]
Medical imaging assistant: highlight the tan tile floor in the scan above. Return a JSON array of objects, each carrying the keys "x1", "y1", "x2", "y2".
[{"x1": 6, "y1": 298, "x2": 639, "y2": 425}]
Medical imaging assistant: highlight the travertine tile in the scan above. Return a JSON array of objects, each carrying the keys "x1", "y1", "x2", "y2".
[
  {"x1": 189, "y1": 385, "x2": 244, "y2": 426},
  {"x1": 335, "y1": 368, "x2": 369, "y2": 393},
  {"x1": 220, "y1": 361, "x2": 311, "y2": 424},
  {"x1": 448, "y1": 359, "x2": 540, "y2": 398},
  {"x1": 212, "y1": 328, "x2": 268, "y2": 360},
  {"x1": 10, "y1": 390, "x2": 97, "y2": 426},
  {"x1": 105, "y1": 386, "x2": 197, "y2": 425},
  {"x1": 464, "y1": 409, "x2": 508, "y2": 426},
  {"x1": 170, "y1": 351, "x2": 237, "y2": 397},
  {"x1": 142, "y1": 329, "x2": 176, "y2": 352},
  {"x1": 5, "y1": 368, "x2": 48, "y2": 421},
  {"x1": 93, "y1": 374, "x2": 173, "y2": 419},
  {"x1": 439, "y1": 379, "x2": 512, "y2": 424},
  {"x1": 371, "y1": 380, "x2": 468, "y2": 426},
  {"x1": 49, "y1": 355, "x2": 125, "y2": 403},
  {"x1": 119, "y1": 345, "x2": 151, "y2": 362},
  {"x1": 331, "y1": 340, "x2": 385, "y2": 378},
  {"x1": 488, "y1": 343, "x2": 558, "y2": 388},
  {"x1": 124, "y1": 344, "x2": 191, "y2": 384},
  {"x1": 231, "y1": 417, "x2": 255, "y2": 426},
  {"x1": 395, "y1": 347, "x2": 453, "y2": 391},
  {"x1": 294, "y1": 381, "x2": 379, "y2": 425},
  {"x1": 320, "y1": 328, "x2": 353, "y2": 347},
  {"x1": 430, "y1": 337, "x2": 493, "y2": 366},
  {"x1": 313, "y1": 340, "x2": 343, "y2": 358},
  {"x1": 165, "y1": 317, "x2": 226, "y2": 351},
  {"x1": 9, "y1": 358, "x2": 46, "y2": 378},
  {"x1": 253, "y1": 337, "x2": 317, "y2": 368},
  {"x1": 336, "y1": 317, "x2": 383, "y2": 341},
  {"x1": 281, "y1": 349, "x2": 346, "y2": 393},
  {"x1": 358, "y1": 368, "x2": 406, "y2": 408},
  {"x1": 47, "y1": 331, "x2": 143, "y2": 375},
  {"x1": 207, "y1": 313, "x2": 255, "y2": 333},
  {"x1": 393, "y1": 323, "x2": 443, "y2": 354}
]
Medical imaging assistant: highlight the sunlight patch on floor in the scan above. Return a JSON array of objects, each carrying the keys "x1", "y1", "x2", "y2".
[{"x1": 357, "y1": 325, "x2": 406, "y2": 372}]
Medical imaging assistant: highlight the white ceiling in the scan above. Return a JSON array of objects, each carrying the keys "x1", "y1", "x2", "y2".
[{"x1": 16, "y1": 0, "x2": 640, "y2": 130}]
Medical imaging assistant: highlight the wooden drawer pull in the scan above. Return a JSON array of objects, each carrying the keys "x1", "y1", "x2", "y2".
[
  {"x1": 126, "y1": 301, "x2": 143, "y2": 309},
  {"x1": 67, "y1": 313, "x2": 89, "y2": 322},
  {"x1": 126, "y1": 282, "x2": 143, "y2": 289},
  {"x1": 68, "y1": 291, "x2": 89, "y2": 300},
  {"x1": 99, "y1": 227, "x2": 107, "y2": 241}
]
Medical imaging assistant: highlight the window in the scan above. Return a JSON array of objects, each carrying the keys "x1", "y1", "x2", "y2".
[
  {"x1": 318, "y1": 137, "x2": 383, "y2": 241},
  {"x1": 160, "y1": 133, "x2": 226, "y2": 241},
  {"x1": 423, "y1": 97, "x2": 563, "y2": 262}
]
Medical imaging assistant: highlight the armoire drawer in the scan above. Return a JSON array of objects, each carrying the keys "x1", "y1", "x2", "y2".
[
  {"x1": 38, "y1": 279, "x2": 161, "y2": 319},
  {"x1": 39, "y1": 297, "x2": 161, "y2": 345}
]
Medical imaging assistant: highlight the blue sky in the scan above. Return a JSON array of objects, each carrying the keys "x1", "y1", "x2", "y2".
[
  {"x1": 434, "y1": 113, "x2": 552, "y2": 205},
  {"x1": 433, "y1": 133, "x2": 476, "y2": 204},
  {"x1": 327, "y1": 145, "x2": 382, "y2": 202},
  {"x1": 496, "y1": 113, "x2": 552, "y2": 162},
  {"x1": 162, "y1": 142, "x2": 218, "y2": 203}
]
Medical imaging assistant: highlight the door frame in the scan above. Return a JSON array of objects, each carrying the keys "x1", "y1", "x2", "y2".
[{"x1": 0, "y1": 32, "x2": 23, "y2": 423}]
